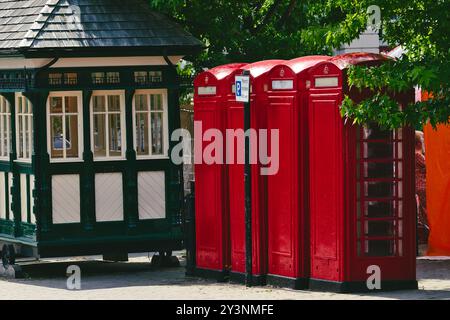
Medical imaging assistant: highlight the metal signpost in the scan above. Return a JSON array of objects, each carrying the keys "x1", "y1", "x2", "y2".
[{"x1": 236, "y1": 71, "x2": 252, "y2": 287}]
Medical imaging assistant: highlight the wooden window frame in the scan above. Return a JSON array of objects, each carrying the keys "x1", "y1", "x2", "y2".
[
  {"x1": 133, "y1": 89, "x2": 169, "y2": 160},
  {"x1": 90, "y1": 90, "x2": 127, "y2": 161},
  {"x1": 15, "y1": 93, "x2": 33, "y2": 163},
  {"x1": 47, "y1": 91, "x2": 84, "y2": 163},
  {"x1": 0, "y1": 96, "x2": 11, "y2": 161}
]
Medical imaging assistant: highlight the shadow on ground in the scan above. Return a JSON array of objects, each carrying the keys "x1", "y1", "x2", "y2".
[{"x1": 4, "y1": 255, "x2": 450, "y2": 299}]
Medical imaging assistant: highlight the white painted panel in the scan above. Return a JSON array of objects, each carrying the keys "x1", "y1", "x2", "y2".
[
  {"x1": 0, "y1": 56, "x2": 184, "y2": 70},
  {"x1": 20, "y1": 174, "x2": 27, "y2": 223},
  {"x1": 0, "y1": 172, "x2": 5, "y2": 220},
  {"x1": 95, "y1": 173, "x2": 123, "y2": 222},
  {"x1": 8, "y1": 173, "x2": 13, "y2": 221},
  {"x1": 138, "y1": 171, "x2": 166, "y2": 220},
  {"x1": 52, "y1": 175, "x2": 81, "y2": 224},
  {"x1": 30, "y1": 175, "x2": 36, "y2": 225}
]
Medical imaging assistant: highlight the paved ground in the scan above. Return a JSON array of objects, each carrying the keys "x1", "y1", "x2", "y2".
[{"x1": 0, "y1": 252, "x2": 449, "y2": 300}]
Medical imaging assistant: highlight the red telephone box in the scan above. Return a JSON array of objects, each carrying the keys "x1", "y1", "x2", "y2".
[
  {"x1": 193, "y1": 64, "x2": 247, "y2": 280},
  {"x1": 227, "y1": 60, "x2": 284, "y2": 285},
  {"x1": 307, "y1": 53, "x2": 417, "y2": 292},
  {"x1": 265, "y1": 56, "x2": 330, "y2": 288}
]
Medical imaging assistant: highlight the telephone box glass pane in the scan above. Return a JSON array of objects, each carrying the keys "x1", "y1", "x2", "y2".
[
  {"x1": 364, "y1": 181, "x2": 394, "y2": 198},
  {"x1": 364, "y1": 142, "x2": 393, "y2": 159},
  {"x1": 363, "y1": 162, "x2": 394, "y2": 178},
  {"x1": 365, "y1": 201, "x2": 394, "y2": 218},
  {"x1": 365, "y1": 240, "x2": 395, "y2": 256},
  {"x1": 365, "y1": 220, "x2": 395, "y2": 237},
  {"x1": 363, "y1": 126, "x2": 392, "y2": 140}
]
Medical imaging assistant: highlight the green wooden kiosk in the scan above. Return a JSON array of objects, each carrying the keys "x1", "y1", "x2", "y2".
[{"x1": 0, "y1": 0, "x2": 202, "y2": 264}]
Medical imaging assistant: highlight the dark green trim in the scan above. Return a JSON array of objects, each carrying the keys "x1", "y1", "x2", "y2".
[
  {"x1": 0, "y1": 65, "x2": 187, "y2": 258},
  {"x1": 166, "y1": 68, "x2": 184, "y2": 226},
  {"x1": 27, "y1": 91, "x2": 50, "y2": 237},
  {"x1": 81, "y1": 89, "x2": 95, "y2": 231},
  {"x1": 34, "y1": 66, "x2": 175, "y2": 92},
  {"x1": 26, "y1": 174, "x2": 31, "y2": 223},
  {"x1": 124, "y1": 89, "x2": 138, "y2": 230},
  {"x1": 38, "y1": 238, "x2": 184, "y2": 259},
  {"x1": 0, "y1": 219, "x2": 14, "y2": 236}
]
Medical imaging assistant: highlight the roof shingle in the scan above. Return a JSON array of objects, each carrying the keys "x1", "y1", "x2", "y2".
[{"x1": 0, "y1": 0, "x2": 203, "y2": 55}]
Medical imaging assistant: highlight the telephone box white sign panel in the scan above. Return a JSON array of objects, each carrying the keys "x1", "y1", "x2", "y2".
[{"x1": 235, "y1": 75, "x2": 250, "y2": 102}]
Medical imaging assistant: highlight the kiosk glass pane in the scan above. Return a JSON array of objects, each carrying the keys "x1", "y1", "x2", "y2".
[
  {"x1": 108, "y1": 113, "x2": 122, "y2": 157},
  {"x1": 93, "y1": 114, "x2": 106, "y2": 157},
  {"x1": 50, "y1": 116, "x2": 63, "y2": 158}
]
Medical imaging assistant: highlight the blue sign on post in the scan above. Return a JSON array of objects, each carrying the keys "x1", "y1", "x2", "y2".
[
  {"x1": 235, "y1": 75, "x2": 250, "y2": 102},
  {"x1": 236, "y1": 80, "x2": 242, "y2": 97}
]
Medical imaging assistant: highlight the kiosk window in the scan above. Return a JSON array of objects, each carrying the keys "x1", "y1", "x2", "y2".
[
  {"x1": 134, "y1": 90, "x2": 168, "y2": 158},
  {"x1": 48, "y1": 92, "x2": 82, "y2": 161},
  {"x1": 91, "y1": 92, "x2": 126, "y2": 160},
  {"x1": 0, "y1": 96, "x2": 11, "y2": 160},
  {"x1": 16, "y1": 94, "x2": 33, "y2": 162}
]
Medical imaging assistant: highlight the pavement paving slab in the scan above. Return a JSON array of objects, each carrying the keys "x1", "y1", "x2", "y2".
[{"x1": 0, "y1": 252, "x2": 449, "y2": 300}]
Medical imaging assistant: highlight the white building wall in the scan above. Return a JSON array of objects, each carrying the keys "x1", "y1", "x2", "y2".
[{"x1": 335, "y1": 29, "x2": 385, "y2": 54}]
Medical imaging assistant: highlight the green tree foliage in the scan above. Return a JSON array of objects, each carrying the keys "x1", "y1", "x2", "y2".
[
  {"x1": 151, "y1": 0, "x2": 449, "y2": 129},
  {"x1": 305, "y1": 0, "x2": 449, "y2": 129},
  {"x1": 150, "y1": 0, "x2": 330, "y2": 67}
]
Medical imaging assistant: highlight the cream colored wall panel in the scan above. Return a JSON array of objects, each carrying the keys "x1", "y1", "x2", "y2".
[
  {"x1": 20, "y1": 174, "x2": 27, "y2": 223},
  {"x1": 95, "y1": 173, "x2": 123, "y2": 222},
  {"x1": 30, "y1": 175, "x2": 36, "y2": 224},
  {"x1": 8, "y1": 173, "x2": 13, "y2": 221},
  {"x1": 0, "y1": 172, "x2": 5, "y2": 220},
  {"x1": 138, "y1": 171, "x2": 166, "y2": 220},
  {"x1": 52, "y1": 175, "x2": 81, "y2": 224}
]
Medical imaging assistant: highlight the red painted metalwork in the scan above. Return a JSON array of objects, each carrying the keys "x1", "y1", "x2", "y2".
[
  {"x1": 264, "y1": 56, "x2": 330, "y2": 287},
  {"x1": 193, "y1": 64, "x2": 247, "y2": 276},
  {"x1": 307, "y1": 53, "x2": 416, "y2": 290},
  {"x1": 227, "y1": 60, "x2": 284, "y2": 283}
]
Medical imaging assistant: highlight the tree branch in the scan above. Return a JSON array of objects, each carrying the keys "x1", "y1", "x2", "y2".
[
  {"x1": 279, "y1": 0, "x2": 297, "y2": 26},
  {"x1": 252, "y1": 0, "x2": 283, "y2": 34}
]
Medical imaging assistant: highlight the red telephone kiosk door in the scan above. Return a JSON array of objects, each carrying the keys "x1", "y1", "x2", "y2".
[
  {"x1": 193, "y1": 64, "x2": 247, "y2": 280},
  {"x1": 308, "y1": 54, "x2": 417, "y2": 292},
  {"x1": 227, "y1": 60, "x2": 284, "y2": 285},
  {"x1": 265, "y1": 56, "x2": 330, "y2": 289}
]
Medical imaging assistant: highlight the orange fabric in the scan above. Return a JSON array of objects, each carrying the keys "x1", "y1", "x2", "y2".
[{"x1": 424, "y1": 124, "x2": 450, "y2": 255}]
